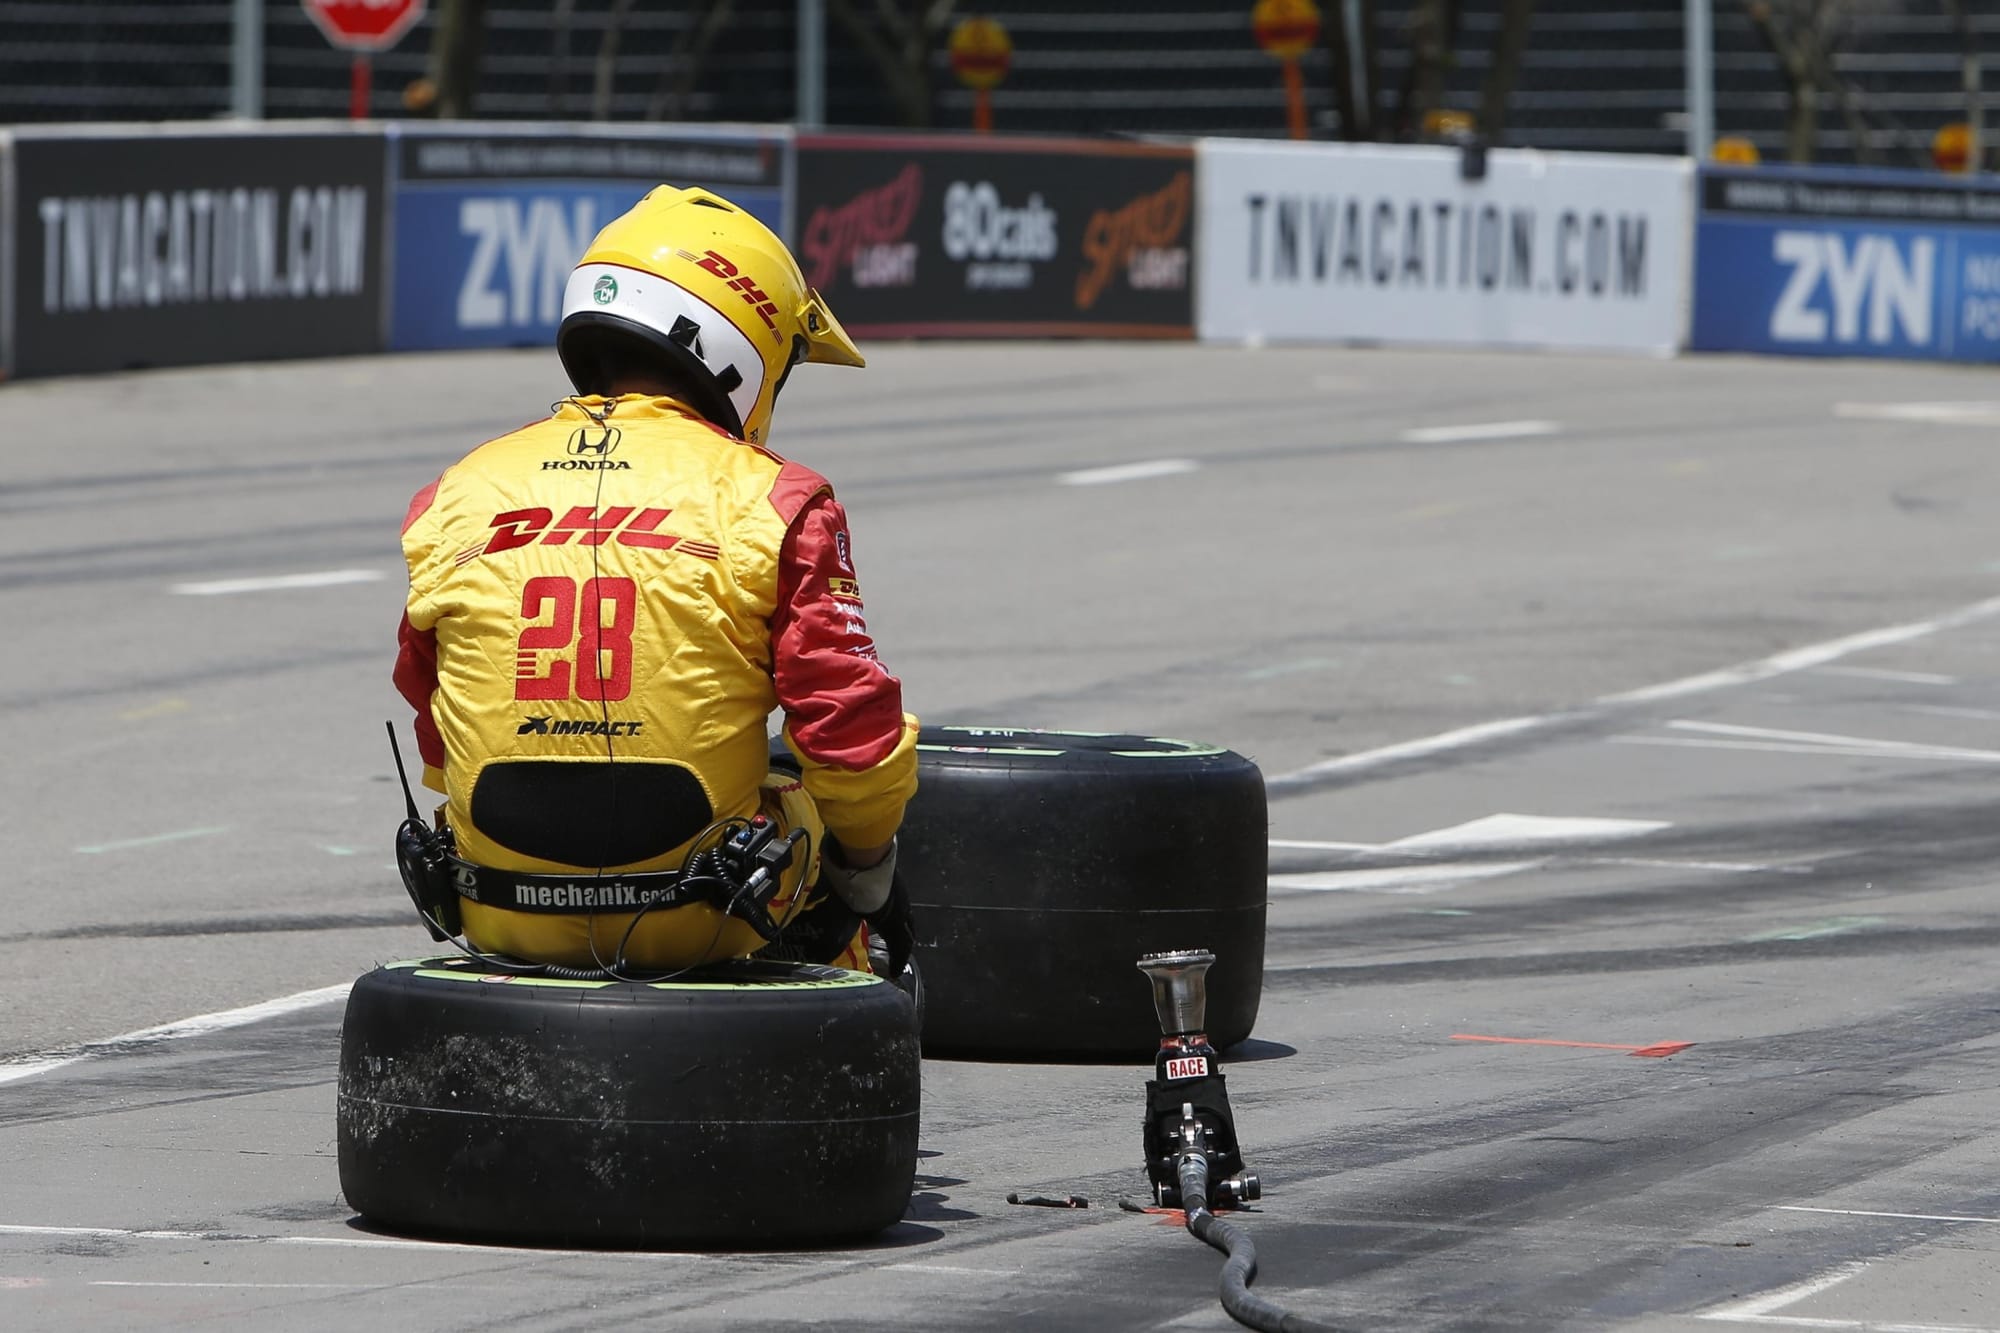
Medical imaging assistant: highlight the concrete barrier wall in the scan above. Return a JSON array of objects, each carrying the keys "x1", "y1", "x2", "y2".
[{"x1": 5, "y1": 122, "x2": 388, "y2": 379}]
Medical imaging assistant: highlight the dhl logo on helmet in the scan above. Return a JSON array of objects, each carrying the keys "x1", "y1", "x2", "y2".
[{"x1": 676, "y1": 248, "x2": 783, "y2": 342}]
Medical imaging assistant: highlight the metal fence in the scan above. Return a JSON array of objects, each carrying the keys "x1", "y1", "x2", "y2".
[{"x1": 0, "y1": 2, "x2": 1992, "y2": 167}]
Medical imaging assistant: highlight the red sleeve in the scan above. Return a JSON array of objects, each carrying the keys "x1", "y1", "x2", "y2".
[
  {"x1": 393, "y1": 611, "x2": 444, "y2": 773},
  {"x1": 402, "y1": 478, "x2": 440, "y2": 533},
  {"x1": 772, "y1": 494, "x2": 906, "y2": 770}
]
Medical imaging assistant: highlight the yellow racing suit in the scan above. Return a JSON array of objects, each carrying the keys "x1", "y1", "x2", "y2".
[{"x1": 394, "y1": 394, "x2": 918, "y2": 968}]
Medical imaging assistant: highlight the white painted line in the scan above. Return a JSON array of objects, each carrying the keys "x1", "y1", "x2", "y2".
[
  {"x1": 1267, "y1": 593, "x2": 2000, "y2": 789},
  {"x1": 1268, "y1": 860, "x2": 1545, "y2": 894},
  {"x1": 1613, "y1": 736, "x2": 2000, "y2": 764},
  {"x1": 1400, "y1": 419, "x2": 1559, "y2": 444},
  {"x1": 1704, "y1": 1317, "x2": 2000, "y2": 1332},
  {"x1": 1699, "y1": 1263, "x2": 1870, "y2": 1321},
  {"x1": 0, "y1": 983, "x2": 351, "y2": 1087},
  {"x1": 75, "y1": 825, "x2": 230, "y2": 855},
  {"x1": 1591, "y1": 856, "x2": 1811, "y2": 875},
  {"x1": 1835, "y1": 400, "x2": 2000, "y2": 426},
  {"x1": 91, "y1": 1282, "x2": 377, "y2": 1290},
  {"x1": 0, "y1": 1222, "x2": 667, "y2": 1259},
  {"x1": 1812, "y1": 665, "x2": 1957, "y2": 686},
  {"x1": 1601, "y1": 596, "x2": 2000, "y2": 706},
  {"x1": 1057, "y1": 458, "x2": 1199, "y2": 487},
  {"x1": 1269, "y1": 714, "x2": 1571, "y2": 788},
  {"x1": 1660, "y1": 720, "x2": 2000, "y2": 764},
  {"x1": 1775, "y1": 1205, "x2": 2000, "y2": 1225},
  {"x1": 1903, "y1": 705, "x2": 2000, "y2": 722},
  {"x1": 1389, "y1": 813, "x2": 1669, "y2": 851},
  {"x1": 0, "y1": 1221, "x2": 863, "y2": 1265},
  {"x1": 1269, "y1": 838, "x2": 1381, "y2": 851},
  {"x1": 171, "y1": 569, "x2": 386, "y2": 596}
]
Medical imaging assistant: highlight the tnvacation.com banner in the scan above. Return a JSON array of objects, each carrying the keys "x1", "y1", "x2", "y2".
[
  {"x1": 793, "y1": 133, "x2": 1194, "y2": 339},
  {"x1": 6, "y1": 126, "x2": 388, "y2": 378},
  {"x1": 1196, "y1": 139, "x2": 1692, "y2": 354}
]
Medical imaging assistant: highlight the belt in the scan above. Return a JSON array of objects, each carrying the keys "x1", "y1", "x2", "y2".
[{"x1": 448, "y1": 857, "x2": 711, "y2": 915}]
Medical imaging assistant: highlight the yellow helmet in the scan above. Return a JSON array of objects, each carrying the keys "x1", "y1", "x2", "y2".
[{"x1": 557, "y1": 185, "x2": 864, "y2": 444}]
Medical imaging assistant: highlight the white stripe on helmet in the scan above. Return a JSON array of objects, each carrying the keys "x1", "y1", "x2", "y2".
[{"x1": 561, "y1": 264, "x2": 765, "y2": 427}]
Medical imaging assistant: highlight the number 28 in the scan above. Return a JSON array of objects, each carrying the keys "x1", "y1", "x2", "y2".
[{"x1": 515, "y1": 576, "x2": 635, "y2": 702}]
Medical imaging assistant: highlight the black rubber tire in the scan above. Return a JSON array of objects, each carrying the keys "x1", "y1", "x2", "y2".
[
  {"x1": 336, "y1": 955, "x2": 920, "y2": 1247},
  {"x1": 897, "y1": 727, "x2": 1267, "y2": 1059}
]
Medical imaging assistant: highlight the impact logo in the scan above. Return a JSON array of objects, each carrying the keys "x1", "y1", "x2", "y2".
[
  {"x1": 1077, "y1": 170, "x2": 1191, "y2": 311},
  {"x1": 800, "y1": 163, "x2": 923, "y2": 291},
  {"x1": 1768, "y1": 230, "x2": 1934, "y2": 347},
  {"x1": 518, "y1": 716, "x2": 644, "y2": 737},
  {"x1": 592, "y1": 273, "x2": 618, "y2": 305}
]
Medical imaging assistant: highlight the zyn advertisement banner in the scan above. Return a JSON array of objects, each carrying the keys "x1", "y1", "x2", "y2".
[
  {"x1": 9, "y1": 126, "x2": 387, "y2": 378},
  {"x1": 793, "y1": 133, "x2": 1194, "y2": 338},
  {"x1": 1691, "y1": 166, "x2": 2000, "y2": 363},
  {"x1": 388, "y1": 126, "x2": 786, "y2": 352},
  {"x1": 1197, "y1": 140, "x2": 1692, "y2": 354}
]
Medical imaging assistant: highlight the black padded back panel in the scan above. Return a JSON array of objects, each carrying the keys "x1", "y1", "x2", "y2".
[{"x1": 470, "y1": 760, "x2": 714, "y2": 869}]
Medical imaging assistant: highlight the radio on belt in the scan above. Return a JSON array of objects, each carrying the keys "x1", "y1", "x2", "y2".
[{"x1": 1137, "y1": 949, "x2": 1260, "y2": 1210}]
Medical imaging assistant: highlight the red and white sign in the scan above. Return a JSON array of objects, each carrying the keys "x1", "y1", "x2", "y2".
[
  {"x1": 302, "y1": 0, "x2": 426, "y2": 52},
  {"x1": 1165, "y1": 1055, "x2": 1209, "y2": 1081}
]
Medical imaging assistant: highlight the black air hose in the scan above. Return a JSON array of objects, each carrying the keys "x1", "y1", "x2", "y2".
[{"x1": 1177, "y1": 1152, "x2": 1341, "y2": 1333}]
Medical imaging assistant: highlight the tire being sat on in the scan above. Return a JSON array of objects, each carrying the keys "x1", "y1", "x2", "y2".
[{"x1": 336, "y1": 956, "x2": 920, "y2": 1246}]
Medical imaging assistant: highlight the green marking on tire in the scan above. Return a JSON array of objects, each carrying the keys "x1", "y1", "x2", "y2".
[
  {"x1": 918, "y1": 745, "x2": 1059, "y2": 753},
  {"x1": 647, "y1": 972, "x2": 883, "y2": 992},
  {"x1": 1113, "y1": 739, "x2": 1228, "y2": 757},
  {"x1": 921, "y1": 727, "x2": 1227, "y2": 759},
  {"x1": 932, "y1": 727, "x2": 1116, "y2": 738},
  {"x1": 391, "y1": 959, "x2": 880, "y2": 991},
  {"x1": 412, "y1": 969, "x2": 615, "y2": 989}
]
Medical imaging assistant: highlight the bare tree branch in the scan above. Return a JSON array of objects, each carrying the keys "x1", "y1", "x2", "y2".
[
  {"x1": 1944, "y1": 0, "x2": 1984, "y2": 170},
  {"x1": 591, "y1": 0, "x2": 638, "y2": 121},
  {"x1": 549, "y1": 0, "x2": 575, "y2": 116},
  {"x1": 1393, "y1": 0, "x2": 1463, "y2": 137},
  {"x1": 1478, "y1": 0, "x2": 1537, "y2": 142},
  {"x1": 829, "y1": 0, "x2": 955, "y2": 127},
  {"x1": 426, "y1": 0, "x2": 488, "y2": 119}
]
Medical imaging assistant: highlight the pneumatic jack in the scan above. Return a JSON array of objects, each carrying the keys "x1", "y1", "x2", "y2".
[{"x1": 1132, "y1": 950, "x2": 1338, "y2": 1333}]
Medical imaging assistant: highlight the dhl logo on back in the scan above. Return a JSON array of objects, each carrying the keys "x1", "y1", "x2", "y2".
[{"x1": 456, "y1": 507, "x2": 722, "y2": 564}]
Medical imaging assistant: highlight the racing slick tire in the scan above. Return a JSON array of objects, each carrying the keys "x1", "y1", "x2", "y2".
[
  {"x1": 336, "y1": 956, "x2": 920, "y2": 1246},
  {"x1": 898, "y1": 727, "x2": 1267, "y2": 1059}
]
